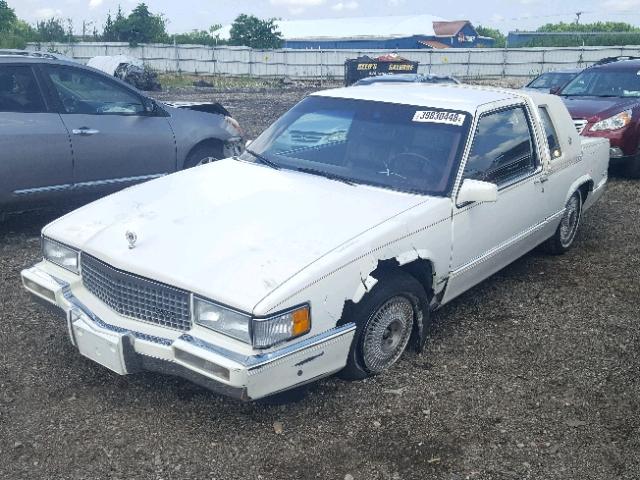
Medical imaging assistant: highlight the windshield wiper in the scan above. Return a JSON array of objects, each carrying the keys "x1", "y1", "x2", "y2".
[
  {"x1": 245, "y1": 149, "x2": 280, "y2": 170},
  {"x1": 296, "y1": 167, "x2": 356, "y2": 186}
]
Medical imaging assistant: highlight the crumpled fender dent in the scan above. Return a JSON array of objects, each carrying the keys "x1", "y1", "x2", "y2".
[
  {"x1": 253, "y1": 198, "x2": 452, "y2": 344},
  {"x1": 351, "y1": 274, "x2": 378, "y2": 303}
]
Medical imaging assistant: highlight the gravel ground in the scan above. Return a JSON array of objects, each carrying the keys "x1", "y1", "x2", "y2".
[{"x1": 1, "y1": 85, "x2": 639, "y2": 480}]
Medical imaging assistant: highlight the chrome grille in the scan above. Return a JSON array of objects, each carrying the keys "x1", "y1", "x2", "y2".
[
  {"x1": 81, "y1": 254, "x2": 191, "y2": 331},
  {"x1": 573, "y1": 119, "x2": 588, "y2": 135}
]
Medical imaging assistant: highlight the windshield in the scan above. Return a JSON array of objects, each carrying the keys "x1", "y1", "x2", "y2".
[
  {"x1": 528, "y1": 72, "x2": 574, "y2": 89},
  {"x1": 240, "y1": 96, "x2": 470, "y2": 196},
  {"x1": 561, "y1": 69, "x2": 640, "y2": 97}
]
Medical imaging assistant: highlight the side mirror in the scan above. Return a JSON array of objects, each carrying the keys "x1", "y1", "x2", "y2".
[
  {"x1": 142, "y1": 98, "x2": 157, "y2": 114},
  {"x1": 457, "y1": 179, "x2": 498, "y2": 206},
  {"x1": 549, "y1": 86, "x2": 561, "y2": 95}
]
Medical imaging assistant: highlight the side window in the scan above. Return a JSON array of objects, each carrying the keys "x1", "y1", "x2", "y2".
[
  {"x1": 538, "y1": 106, "x2": 562, "y2": 159},
  {"x1": 45, "y1": 66, "x2": 144, "y2": 115},
  {"x1": 0, "y1": 66, "x2": 46, "y2": 113},
  {"x1": 464, "y1": 106, "x2": 537, "y2": 186}
]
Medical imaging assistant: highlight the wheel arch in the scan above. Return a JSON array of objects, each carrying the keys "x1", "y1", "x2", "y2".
[
  {"x1": 577, "y1": 179, "x2": 593, "y2": 204},
  {"x1": 370, "y1": 257, "x2": 435, "y2": 302},
  {"x1": 566, "y1": 174, "x2": 594, "y2": 205},
  {"x1": 340, "y1": 256, "x2": 436, "y2": 353},
  {"x1": 181, "y1": 138, "x2": 225, "y2": 169}
]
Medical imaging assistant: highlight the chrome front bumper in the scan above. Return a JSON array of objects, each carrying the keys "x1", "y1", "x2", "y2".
[{"x1": 21, "y1": 264, "x2": 356, "y2": 401}]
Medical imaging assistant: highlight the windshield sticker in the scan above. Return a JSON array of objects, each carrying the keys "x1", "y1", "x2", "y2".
[{"x1": 412, "y1": 110, "x2": 466, "y2": 126}]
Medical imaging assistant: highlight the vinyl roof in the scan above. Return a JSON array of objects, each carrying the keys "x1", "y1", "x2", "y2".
[{"x1": 312, "y1": 83, "x2": 525, "y2": 113}]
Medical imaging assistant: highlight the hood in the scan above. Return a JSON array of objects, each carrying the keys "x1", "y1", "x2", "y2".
[
  {"x1": 561, "y1": 95, "x2": 639, "y2": 122},
  {"x1": 162, "y1": 101, "x2": 231, "y2": 117},
  {"x1": 44, "y1": 159, "x2": 428, "y2": 313}
]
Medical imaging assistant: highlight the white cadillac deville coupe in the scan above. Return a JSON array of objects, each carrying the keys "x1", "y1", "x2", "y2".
[{"x1": 22, "y1": 84, "x2": 609, "y2": 401}]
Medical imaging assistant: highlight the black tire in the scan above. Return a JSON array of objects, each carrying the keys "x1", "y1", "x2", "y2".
[
  {"x1": 183, "y1": 142, "x2": 224, "y2": 169},
  {"x1": 543, "y1": 189, "x2": 582, "y2": 255},
  {"x1": 622, "y1": 154, "x2": 640, "y2": 179},
  {"x1": 340, "y1": 270, "x2": 429, "y2": 381}
]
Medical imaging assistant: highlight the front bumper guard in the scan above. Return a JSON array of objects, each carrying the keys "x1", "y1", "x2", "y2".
[{"x1": 21, "y1": 265, "x2": 356, "y2": 401}]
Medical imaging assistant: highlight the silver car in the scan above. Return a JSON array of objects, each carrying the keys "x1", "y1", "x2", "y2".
[{"x1": 0, "y1": 51, "x2": 244, "y2": 219}]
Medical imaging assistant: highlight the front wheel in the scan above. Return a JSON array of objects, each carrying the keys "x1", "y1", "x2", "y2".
[
  {"x1": 184, "y1": 142, "x2": 223, "y2": 169},
  {"x1": 543, "y1": 189, "x2": 582, "y2": 255},
  {"x1": 340, "y1": 271, "x2": 428, "y2": 380}
]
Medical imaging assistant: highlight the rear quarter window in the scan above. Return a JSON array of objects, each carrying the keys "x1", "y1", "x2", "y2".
[{"x1": 539, "y1": 106, "x2": 562, "y2": 159}]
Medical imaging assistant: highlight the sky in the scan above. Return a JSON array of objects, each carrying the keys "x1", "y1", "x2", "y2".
[{"x1": 10, "y1": 0, "x2": 640, "y2": 35}]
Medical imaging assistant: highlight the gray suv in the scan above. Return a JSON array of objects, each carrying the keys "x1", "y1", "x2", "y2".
[{"x1": 0, "y1": 51, "x2": 244, "y2": 218}]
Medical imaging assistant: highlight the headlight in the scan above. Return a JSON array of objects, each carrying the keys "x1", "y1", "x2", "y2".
[
  {"x1": 252, "y1": 305, "x2": 311, "y2": 349},
  {"x1": 590, "y1": 110, "x2": 632, "y2": 132},
  {"x1": 194, "y1": 299, "x2": 311, "y2": 348},
  {"x1": 193, "y1": 297, "x2": 251, "y2": 343},
  {"x1": 42, "y1": 237, "x2": 79, "y2": 273},
  {"x1": 224, "y1": 116, "x2": 244, "y2": 136}
]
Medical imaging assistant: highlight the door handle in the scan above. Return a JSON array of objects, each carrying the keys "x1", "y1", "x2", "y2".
[
  {"x1": 534, "y1": 174, "x2": 549, "y2": 185},
  {"x1": 72, "y1": 128, "x2": 100, "y2": 136}
]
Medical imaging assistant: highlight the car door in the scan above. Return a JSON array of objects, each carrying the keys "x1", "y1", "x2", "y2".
[
  {"x1": 443, "y1": 102, "x2": 552, "y2": 303},
  {"x1": 41, "y1": 64, "x2": 176, "y2": 192},
  {"x1": 0, "y1": 63, "x2": 73, "y2": 208}
]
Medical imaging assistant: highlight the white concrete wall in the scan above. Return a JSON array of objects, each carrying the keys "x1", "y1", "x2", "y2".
[{"x1": 27, "y1": 42, "x2": 640, "y2": 79}]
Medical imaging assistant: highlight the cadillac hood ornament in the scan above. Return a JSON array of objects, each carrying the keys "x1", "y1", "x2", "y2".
[{"x1": 125, "y1": 230, "x2": 138, "y2": 249}]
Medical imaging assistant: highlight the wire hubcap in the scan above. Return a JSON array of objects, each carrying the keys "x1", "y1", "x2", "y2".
[
  {"x1": 362, "y1": 296, "x2": 414, "y2": 373},
  {"x1": 560, "y1": 193, "x2": 580, "y2": 247}
]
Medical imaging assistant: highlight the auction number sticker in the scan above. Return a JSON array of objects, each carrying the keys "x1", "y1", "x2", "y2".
[{"x1": 412, "y1": 110, "x2": 465, "y2": 126}]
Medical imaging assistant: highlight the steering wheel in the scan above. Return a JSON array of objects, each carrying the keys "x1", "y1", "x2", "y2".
[{"x1": 385, "y1": 152, "x2": 440, "y2": 180}]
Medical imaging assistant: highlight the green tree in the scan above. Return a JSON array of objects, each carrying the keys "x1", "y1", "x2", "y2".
[
  {"x1": 102, "y1": 12, "x2": 115, "y2": 40},
  {"x1": 229, "y1": 14, "x2": 282, "y2": 49},
  {"x1": 120, "y1": 3, "x2": 168, "y2": 45},
  {"x1": 476, "y1": 25, "x2": 506, "y2": 48},
  {"x1": 113, "y1": 5, "x2": 127, "y2": 39},
  {"x1": 516, "y1": 21, "x2": 640, "y2": 47},
  {"x1": 172, "y1": 24, "x2": 226, "y2": 46},
  {"x1": 36, "y1": 18, "x2": 68, "y2": 42},
  {"x1": 0, "y1": 0, "x2": 38, "y2": 47},
  {"x1": 0, "y1": 0, "x2": 17, "y2": 33},
  {"x1": 101, "y1": 3, "x2": 167, "y2": 45},
  {"x1": 537, "y1": 21, "x2": 639, "y2": 33},
  {"x1": 102, "y1": 6, "x2": 127, "y2": 41}
]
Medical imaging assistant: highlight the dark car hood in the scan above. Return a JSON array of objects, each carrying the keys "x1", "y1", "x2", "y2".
[
  {"x1": 162, "y1": 101, "x2": 230, "y2": 117},
  {"x1": 561, "y1": 95, "x2": 640, "y2": 121}
]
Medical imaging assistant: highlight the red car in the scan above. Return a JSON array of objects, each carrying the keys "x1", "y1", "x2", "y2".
[{"x1": 559, "y1": 58, "x2": 640, "y2": 178}]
